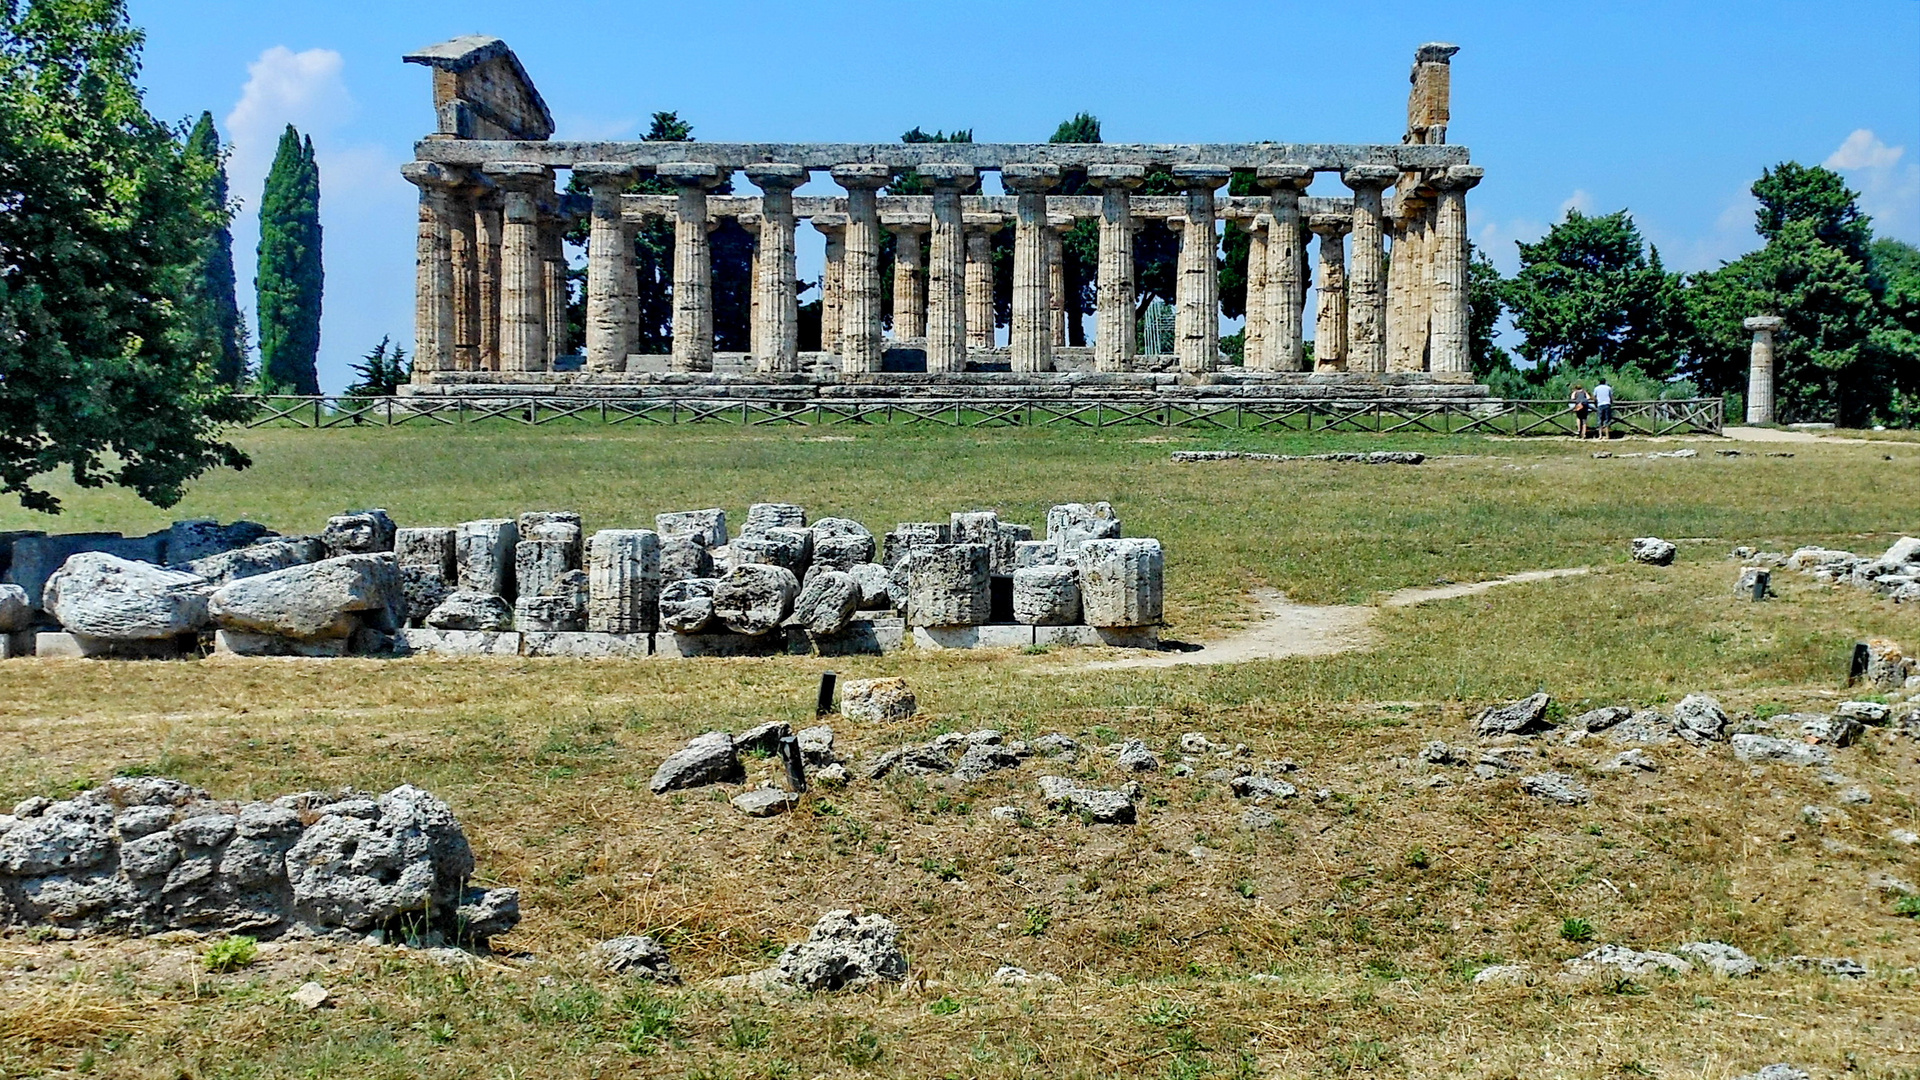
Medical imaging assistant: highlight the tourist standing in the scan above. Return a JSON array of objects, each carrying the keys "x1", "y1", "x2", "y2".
[
  {"x1": 1569, "y1": 383, "x2": 1592, "y2": 439},
  {"x1": 1593, "y1": 377, "x2": 1614, "y2": 439}
]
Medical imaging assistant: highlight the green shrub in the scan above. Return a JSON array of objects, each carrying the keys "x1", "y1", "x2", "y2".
[{"x1": 203, "y1": 935, "x2": 258, "y2": 972}]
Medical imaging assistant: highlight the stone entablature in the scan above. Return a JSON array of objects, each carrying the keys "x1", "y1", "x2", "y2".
[{"x1": 401, "y1": 39, "x2": 1481, "y2": 389}]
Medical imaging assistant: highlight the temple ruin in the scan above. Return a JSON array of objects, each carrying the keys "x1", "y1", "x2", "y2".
[{"x1": 399, "y1": 37, "x2": 1488, "y2": 406}]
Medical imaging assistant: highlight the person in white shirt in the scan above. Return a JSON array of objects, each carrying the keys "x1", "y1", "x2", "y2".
[{"x1": 1593, "y1": 377, "x2": 1614, "y2": 439}]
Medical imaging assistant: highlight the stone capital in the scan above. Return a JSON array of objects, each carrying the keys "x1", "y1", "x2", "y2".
[
  {"x1": 1743, "y1": 315, "x2": 1785, "y2": 333},
  {"x1": 1307, "y1": 213, "x2": 1352, "y2": 237},
  {"x1": 1001, "y1": 163, "x2": 1062, "y2": 193},
  {"x1": 811, "y1": 212, "x2": 848, "y2": 234},
  {"x1": 1341, "y1": 165, "x2": 1399, "y2": 191},
  {"x1": 1085, "y1": 163, "x2": 1147, "y2": 190},
  {"x1": 657, "y1": 161, "x2": 725, "y2": 188},
  {"x1": 963, "y1": 212, "x2": 1008, "y2": 231},
  {"x1": 744, "y1": 163, "x2": 808, "y2": 191},
  {"x1": 1171, "y1": 164, "x2": 1231, "y2": 192},
  {"x1": 1415, "y1": 42, "x2": 1461, "y2": 64},
  {"x1": 1046, "y1": 213, "x2": 1076, "y2": 231},
  {"x1": 830, "y1": 163, "x2": 893, "y2": 190},
  {"x1": 1255, "y1": 163, "x2": 1314, "y2": 191},
  {"x1": 916, "y1": 163, "x2": 978, "y2": 188},
  {"x1": 401, "y1": 160, "x2": 461, "y2": 190},
  {"x1": 887, "y1": 219, "x2": 931, "y2": 234},
  {"x1": 481, "y1": 161, "x2": 553, "y2": 191},
  {"x1": 1431, "y1": 164, "x2": 1484, "y2": 191},
  {"x1": 572, "y1": 161, "x2": 638, "y2": 189}
]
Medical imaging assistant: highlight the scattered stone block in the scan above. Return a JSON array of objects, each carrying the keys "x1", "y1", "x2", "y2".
[
  {"x1": 1672, "y1": 693, "x2": 1729, "y2": 742},
  {"x1": 1116, "y1": 739, "x2": 1158, "y2": 772},
  {"x1": 1077, "y1": 538, "x2": 1162, "y2": 627},
  {"x1": 751, "y1": 910, "x2": 907, "y2": 992},
  {"x1": 1563, "y1": 944, "x2": 1690, "y2": 977},
  {"x1": 1836, "y1": 701, "x2": 1891, "y2": 725},
  {"x1": 1047, "y1": 502, "x2": 1120, "y2": 555},
  {"x1": 34, "y1": 631, "x2": 187, "y2": 660},
  {"x1": 397, "y1": 629, "x2": 522, "y2": 657},
  {"x1": 289, "y1": 982, "x2": 330, "y2": 1010},
  {"x1": 733, "y1": 789, "x2": 800, "y2": 817},
  {"x1": 712, "y1": 564, "x2": 799, "y2": 636},
  {"x1": 842, "y1": 677, "x2": 916, "y2": 723},
  {"x1": 907, "y1": 544, "x2": 991, "y2": 626},
  {"x1": 954, "y1": 741, "x2": 1020, "y2": 780},
  {"x1": 847, "y1": 563, "x2": 893, "y2": 609},
  {"x1": 1572, "y1": 705, "x2": 1630, "y2": 732},
  {"x1": 1012, "y1": 565, "x2": 1081, "y2": 625},
  {"x1": 1472, "y1": 964, "x2": 1533, "y2": 986},
  {"x1": 183, "y1": 538, "x2": 325, "y2": 587},
  {"x1": 1519, "y1": 772, "x2": 1590, "y2": 805},
  {"x1": 1012, "y1": 540, "x2": 1061, "y2": 570},
  {"x1": 1038, "y1": 775, "x2": 1135, "y2": 824},
  {"x1": 810, "y1": 518, "x2": 876, "y2": 571},
  {"x1": 515, "y1": 570, "x2": 587, "y2": 631},
  {"x1": 6, "y1": 532, "x2": 164, "y2": 615},
  {"x1": 584, "y1": 530, "x2": 660, "y2": 634},
  {"x1": 213, "y1": 630, "x2": 349, "y2": 658},
  {"x1": 1231, "y1": 774, "x2": 1298, "y2": 801},
  {"x1": 322, "y1": 509, "x2": 396, "y2": 557},
  {"x1": 734, "y1": 527, "x2": 811, "y2": 575},
  {"x1": 654, "y1": 509, "x2": 727, "y2": 549},
  {"x1": 455, "y1": 519, "x2": 518, "y2": 597},
  {"x1": 394, "y1": 528, "x2": 456, "y2": 583},
  {"x1": 658, "y1": 533, "x2": 714, "y2": 585},
  {"x1": 786, "y1": 570, "x2": 861, "y2": 637},
  {"x1": 209, "y1": 554, "x2": 402, "y2": 641},
  {"x1": 881, "y1": 522, "x2": 950, "y2": 568},
  {"x1": 1736, "y1": 566, "x2": 1772, "y2": 598},
  {"x1": 1731, "y1": 734, "x2": 1832, "y2": 767},
  {"x1": 0, "y1": 584, "x2": 32, "y2": 634},
  {"x1": 167, "y1": 520, "x2": 273, "y2": 565},
  {"x1": 649, "y1": 732, "x2": 743, "y2": 793},
  {"x1": 1799, "y1": 712, "x2": 1863, "y2": 747},
  {"x1": 43, "y1": 553, "x2": 210, "y2": 640},
  {"x1": 1676, "y1": 941, "x2": 1760, "y2": 978},
  {"x1": 426, "y1": 591, "x2": 514, "y2": 632},
  {"x1": 1474, "y1": 693, "x2": 1552, "y2": 737},
  {"x1": 659, "y1": 578, "x2": 718, "y2": 634},
  {"x1": 515, "y1": 539, "x2": 575, "y2": 601},
  {"x1": 1630, "y1": 537, "x2": 1677, "y2": 566},
  {"x1": 593, "y1": 936, "x2": 681, "y2": 982},
  {"x1": 1733, "y1": 1067, "x2": 1810, "y2": 1080},
  {"x1": 520, "y1": 632, "x2": 649, "y2": 658},
  {"x1": 743, "y1": 503, "x2": 806, "y2": 535},
  {"x1": 1603, "y1": 749, "x2": 1658, "y2": 772}
]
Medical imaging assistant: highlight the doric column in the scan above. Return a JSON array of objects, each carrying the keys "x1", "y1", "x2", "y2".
[
  {"x1": 1428, "y1": 164, "x2": 1482, "y2": 376},
  {"x1": 540, "y1": 202, "x2": 568, "y2": 370},
  {"x1": 619, "y1": 217, "x2": 640, "y2": 362},
  {"x1": 1003, "y1": 164, "x2": 1061, "y2": 373},
  {"x1": 1256, "y1": 164, "x2": 1312, "y2": 372},
  {"x1": 890, "y1": 223, "x2": 928, "y2": 339},
  {"x1": 401, "y1": 162, "x2": 456, "y2": 379},
  {"x1": 745, "y1": 164, "x2": 806, "y2": 373},
  {"x1": 920, "y1": 164, "x2": 975, "y2": 372},
  {"x1": 832, "y1": 164, "x2": 892, "y2": 376},
  {"x1": 482, "y1": 162, "x2": 551, "y2": 373},
  {"x1": 740, "y1": 213, "x2": 763, "y2": 359},
  {"x1": 1384, "y1": 201, "x2": 1415, "y2": 372},
  {"x1": 447, "y1": 175, "x2": 484, "y2": 372},
  {"x1": 1342, "y1": 165, "x2": 1397, "y2": 374},
  {"x1": 1244, "y1": 214, "x2": 1270, "y2": 370},
  {"x1": 1743, "y1": 316, "x2": 1784, "y2": 424},
  {"x1": 812, "y1": 213, "x2": 847, "y2": 355},
  {"x1": 964, "y1": 213, "x2": 1001, "y2": 351},
  {"x1": 474, "y1": 193, "x2": 503, "y2": 370},
  {"x1": 1309, "y1": 214, "x2": 1350, "y2": 370},
  {"x1": 1172, "y1": 165, "x2": 1230, "y2": 374},
  {"x1": 575, "y1": 163, "x2": 637, "y2": 373},
  {"x1": 659, "y1": 162, "x2": 723, "y2": 373},
  {"x1": 1047, "y1": 217, "x2": 1068, "y2": 346},
  {"x1": 1087, "y1": 165, "x2": 1144, "y2": 373}
]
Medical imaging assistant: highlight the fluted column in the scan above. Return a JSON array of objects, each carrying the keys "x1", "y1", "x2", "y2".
[
  {"x1": 1003, "y1": 164, "x2": 1061, "y2": 374},
  {"x1": 746, "y1": 164, "x2": 806, "y2": 374},
  {"x1": 1309, "y1": 214, "x2": 1350, "y2": 370},
  {"x1": 1256, "y1": 164, "x2": 1311, "y2": 372},
  {"x1": 964, "y1": 214, "x2": 1000, "y2": 351},
  {"x1": 1342, "y1": 165, "x2": 1397, "y2": 374},
  {"x1": 811, "y1": 213, "x2": 847, "y2": 356},
  {"x1": 890, "y1": 223, "x2": 927, "y2": 339},
  {"x1": 659, "y1": 162, "x2": 723, "y2": 373},
  {"x1": 401, "y1": 162, "x2": 456, "y2": 380},
  {"x1": 575, "y1": 163, "x2": 637, "y2": 373},
  {"x1": 1172, "y1": 165, "x2": 1230, "y2": 374},
  {"x1": 1047, "y1": 218, "x2": 1068, "y2": 346},
  {"x1": 540, "y1": 203, "x2": 567, "y2": 370},
  {"x1": 920, "y1": 164, "x2": 975, "y2": 372},
  {"x1": 1744, "y1": 316, "x2": 1783, "y2": 424},
  {"x1": 1384, "y1": 202, "x2": 1416, "y2": 373},
  {"x1": 1429, "y1": 164, "x2": 1482, "y2": 376},
  {"x1": 832, "y1": 164, "x2": 891, "y2": 377},
  {"x1": 482, "y1": 162, "x2": 550, "y2": 373},
  {"x1": 1087, "y1": 165, "x2": 1144, "y2": 373},
  {"x1": 475, "y1": 193, "x2": 503, "y2": 370},
  {"x1": 1244, "y1": 214, "x2": 1270, "y2": 370},
  {"x1": 619, "y1": 217, "x2": 640, "y2": 362},
  {"x1": 447, "y1": 176, "x2": 483, "y2": 372}
]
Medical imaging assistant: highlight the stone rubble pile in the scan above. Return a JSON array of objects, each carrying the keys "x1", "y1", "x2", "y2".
[
  {"x1": 0, "y1": 778, "x2": 517, "y2": 945},
  {"x1": 1734, "y1": 535, "x2": 1920, "y2": 605},
  {"x1": 3, "y1": 501, "x2": 1166, "y2": 660},
  {"x1": 1170, "y1": 450, "x2": 1425, "y2": 465}
]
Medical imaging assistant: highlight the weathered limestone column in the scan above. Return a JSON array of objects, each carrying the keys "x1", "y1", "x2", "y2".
[
  {"x1": 1244, "y1": 214, "x2": 1270, "y2": 370},
  {"x1": 964, "y1": 213, "x2": 1000, "y2": 351},
  {"x1": 1046, "y1": 217, "x2": 1068, "y2": 346},
  {"x1": 920, "y1": 165, "x2": 974, "y2": 372},
  {"x1": 1172, "y1": 165, "x2": 1230, "y2": 374},
  {"x1": 1003, "y1": 164, "x2": 1061, "y2": 373},
  {"x1": 1342, "y1": 165, "x2": 1397, "y2": 374},
  {"x1": 482, "y1": 162, "x2": 551, "y2": 373},
  {"x1": 448, "y1": 175, "x2": 484, "y2": 372},
  {"x1": 575, "y1": 163, "x2": 636, "y2": 373},
  {"x1": 659, "y1": 162, "x2": 723, "y2": 373},
  {"x1": 1256, "y1": 164, "x2": 1312, "y2": 372},
  {"x1": 745, "y1": 164, "x2": 805, "y2": 373},
  {"x1": 1086, "y1": 165, "x2": 1144, "y2": 372},
  {"x1": 475, "y1": 193, "x2": 504, "y2": 370},
  {"x1": 891, "y1": 223, "x2": 927, "y2": 339},
  {"x1": 832, "y1": 164, "x2": 891, "y2": 376},
  {"x1": 401, "y1": 162, "x2": 456, "y2": 379},
  {"x1": 1408, "y1": 43, "x2": 1461, "y2": 145},
  {"x1": 540, "y1": 204, "x2": 568, "y2": 369},
  {"x1": 1309, "y1": 214, "x2": 1350, "y2": 370},
  {"x1": 1744, "y1": 316, "x2": 1784, "y2": 424},
  {"x1": 1384, "y1": 201, "x2": 1416, "y2": 372},
  {"x1": 813, "y1": 214, "x2": 847, "y2": 355},
  {"x1": 1429, "y1": 164, "x2": 1483, "y2": 376}
]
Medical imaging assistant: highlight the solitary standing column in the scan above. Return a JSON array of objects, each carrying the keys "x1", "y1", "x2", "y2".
[
  {"x1": 1172, "y1": 165, "x2": 1230, "y2": 374},
  {"x1": 1342, "y1": 165, "x2": 1398, "y2": 374},
  {"x1": 1244, "y1": 214, "x2": 1270, "y2": 370},
  {"x1": 1744, "y1": 316, "x2": 1784, "y2": 424},
  {"x1": 1086, "y1": 165, "x2": 1144, "y2": 372},
  {"x1": 832, "y1": 164, "x2": 892, "y2": 376},
  {"x1": 745, "y1": 164, "x2": 806, "y2": 373},
  {"x1": 1047, "y1": 218, "x2": 1068, "y2": 346},
  {"x1": 575, "y1": 163, "x2": 637, "y2": 373},
  {"x1": 891, "y1": 223, "x2": 928, "y2": 339},
  {"x1": 964, "y1": 214, "x2": 1001, "y2": 351},
  {"x1": 1003, "y1": 164, "x2": 1061, "y2": 373},
  {"x1": 1309, "y1": 214, "x2": 1350, "y2": 370},
  {"x1": 482, "y1": 162, "x2": 551, "y2": 373},
  {"x1": 475, "y1": 192, "x2": 504, "y2": 370},
  {"x1": 401, "y1": 162, "x2": 456, "y2": 380},
  {"x1": 1256, "y1": 164, "x2": 1312, "y2": 372},
  {"x1": 812, "y1": 214, "x2": 848, "y2": 355},
  {"x1": 659, "y1": 162, "x2": 723, "y2": 372},
  {"x1": 1429, "y1": 164, "x2": 1483, "y2": 376},
  {"x1": 921, "y1": 164, "x2": 975, "y2": 372}
]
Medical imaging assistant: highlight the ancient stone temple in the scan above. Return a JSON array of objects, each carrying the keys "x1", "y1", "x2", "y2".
[{"x1": 400, "y1": 37, "x2": 1489, "y2": 407}]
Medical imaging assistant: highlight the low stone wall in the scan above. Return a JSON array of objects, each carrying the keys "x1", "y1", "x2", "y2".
[{"x1": 1, "y1": 502, "x2": 1164, "y2": 660}]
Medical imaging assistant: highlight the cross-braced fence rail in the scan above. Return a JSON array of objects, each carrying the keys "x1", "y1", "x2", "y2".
[{"x1": 235, "y1": 396, "x2": 1724, "y2": 436}]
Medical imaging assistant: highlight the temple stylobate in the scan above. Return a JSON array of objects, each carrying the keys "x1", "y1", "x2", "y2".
[{"x1": 399, "y1": 37, "x2": 1489, "y2": 405}]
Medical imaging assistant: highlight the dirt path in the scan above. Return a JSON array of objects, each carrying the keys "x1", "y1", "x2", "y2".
[
  {"x1": 1721, "y1": 426, "x2": 1868, "y2": 444},
  {"x1": 1088, "y1": 568, "x2": 1590, "y2": 670}
]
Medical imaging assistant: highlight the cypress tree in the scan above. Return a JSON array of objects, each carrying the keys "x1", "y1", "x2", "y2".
[
  {"x1": 256, "y1": 125, "x2": 322, "y2": 395},
  {"x1": 184, "y1": 111, "x2": 245, "y2": 385}
]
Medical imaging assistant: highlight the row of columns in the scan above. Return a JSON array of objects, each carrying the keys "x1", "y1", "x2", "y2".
[{"x1": 407, "y1": 159, "x2": 1483, "y2": 380}]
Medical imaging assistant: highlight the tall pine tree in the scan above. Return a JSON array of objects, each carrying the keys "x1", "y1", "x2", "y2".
[
  {"x1": 256, "y1": 125, "x2": 322, "y2": 394},
  {"x1": 183, "y1": 112, "x2": 244, "y2": 385}
]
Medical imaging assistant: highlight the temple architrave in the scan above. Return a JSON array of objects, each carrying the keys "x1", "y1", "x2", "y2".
[{"x1": 399, "y1": 37, "x2": 1490, "y2": 406}]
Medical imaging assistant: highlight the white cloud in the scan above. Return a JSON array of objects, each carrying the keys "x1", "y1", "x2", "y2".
[
  {"x1": 223, "y1": 47, "x2": 353, "y2": 215},
  {"x1": 1559, "y1": 189, "x2": 1594, "y2": 217},
  {"x1": 1824, "y1": 128, "x2": 1920, "y2": 243}
]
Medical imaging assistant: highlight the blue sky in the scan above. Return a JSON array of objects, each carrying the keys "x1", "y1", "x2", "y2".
[{"x1": 127, "y1": 0, "x2": 1920, "y2": 393}]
